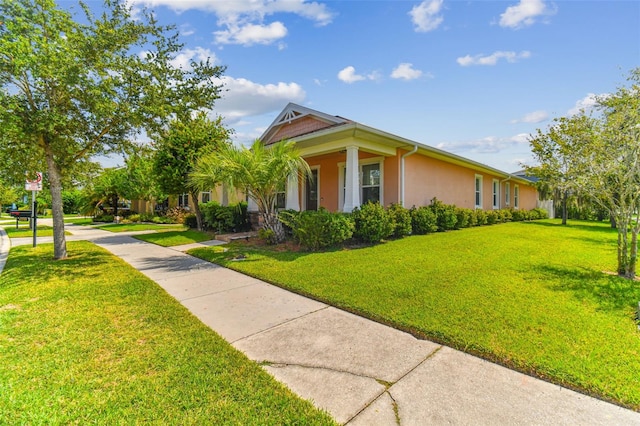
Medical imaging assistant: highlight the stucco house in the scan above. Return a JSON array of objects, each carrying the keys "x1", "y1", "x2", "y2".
[{"x1": 255, "y1": 102, "x2": 539, "y2": 214}]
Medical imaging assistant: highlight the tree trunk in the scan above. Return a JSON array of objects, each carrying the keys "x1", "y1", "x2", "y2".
[
  {"x1": 561, "y1": 190, "x2": 568, "y2": 225},
  {"x1": 44, "y1": 144, "x2": 67, "y2": 260},
  {"x1": 190, "y1": 190, "x2": 203, "y2": 231},
  {"x1": 261, "y1": 210, "x2": 285, "y2": 243},
  {"x1": 629, "y1": 229, "x2": 638, "y2": 279}
]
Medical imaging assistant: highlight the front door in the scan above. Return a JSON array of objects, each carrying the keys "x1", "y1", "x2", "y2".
[{"x1": 305, "y1": 169, "x2": 318, "y2": 211}]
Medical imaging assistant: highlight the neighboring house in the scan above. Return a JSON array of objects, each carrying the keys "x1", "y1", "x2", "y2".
[
  {"x1": 256, "y1": 103, "x2": 539, "y2": 213},
  {"x1": 130, "y1": 184, "x2": 234, "y2": 214}
]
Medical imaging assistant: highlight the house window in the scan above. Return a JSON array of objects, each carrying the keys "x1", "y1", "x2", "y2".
[
  {"x1": 362, "y1": 163, "x2": 381, "y2": 204},
  {"x1": 178, "y1": 193, "x2": 189, "y2": 209},
  {"x1": 492, "y1": 179, "x2": 499, "y2": 209},
  {"x1": 474, "y1": 175, "x2": 483, "y2": 209},
  {"x1": 276, "y1": 191, "x2": 286, "y2": 210},
  {"x1": 505, "y1": 182, "x2": 510, "y2": 206},
  {"x1": 514, "y1": 184, "x2": 520, "y2": 209},
  {"x1": 201, "y1": 191, "x2": 211, "y2": 204}
]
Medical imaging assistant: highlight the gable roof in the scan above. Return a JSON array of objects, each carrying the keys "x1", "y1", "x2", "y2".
[{"x1": 260, "y1": 103, "x2": 351, "y2": 145}]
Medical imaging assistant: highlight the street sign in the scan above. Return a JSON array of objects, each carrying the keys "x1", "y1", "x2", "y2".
[{"x1": 25, "y1": 172, "x2": 43, "y2": 191}]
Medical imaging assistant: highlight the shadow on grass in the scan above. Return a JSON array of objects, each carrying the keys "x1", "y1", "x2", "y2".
[
  {"x1": 0, "y1": 242, "x2": 111, "y2": 291},
  {"x1": 537, "y1": 264, "x2": 640, "y2": 312},
  {"x1": 520, "y1": 220, "x2": 617, "y2": 235}
]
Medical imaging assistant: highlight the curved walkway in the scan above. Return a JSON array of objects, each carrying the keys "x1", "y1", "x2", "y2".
[{"x1": 1, "y1": 224, "x2": 639, "y2": 424}]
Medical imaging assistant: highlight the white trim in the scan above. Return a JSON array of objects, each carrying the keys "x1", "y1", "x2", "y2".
[
  {"x1": 514, "y1": 184, "x2": 520, "y2": 209},
  {"x1": 492, "y1": 179, "x2": 500, "y2": 210},
  {"x1": 474, "y1": 175, "x2": 483, "y2": 209},
  {"x1": 505, "y1": 182, "x2": 511, "y2": 207},
  {"x1": 285, "y1": 173, "x2": 300, "y2": 211},
  {"x1": 303, "y1": 166, "x2": 320, "y2": 211}
]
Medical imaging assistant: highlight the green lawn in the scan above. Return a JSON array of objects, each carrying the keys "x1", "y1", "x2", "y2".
[
  {"x1": 134, "y1": 229, "x2": 214, "y2": 247},
  {"x1": 3, "y1": 225, "x2": 66, "y2": 238},
  {"x1": 0, "y1": 241, "x2": 335, "y2": 424},
  {"x1": 95, "y1": 223, "x2": 187, "y2": 233},
  {"x1": 189, "y1": 220, "x2": 640, "y2": 410}
]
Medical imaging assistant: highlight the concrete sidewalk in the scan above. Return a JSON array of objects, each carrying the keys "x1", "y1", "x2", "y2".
[{"x1": 3, "y1": 224, "x2": 640, "y2": 424}]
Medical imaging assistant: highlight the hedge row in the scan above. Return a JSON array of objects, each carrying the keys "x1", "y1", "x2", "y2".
[{"x1": 279, "y1": 199, "x2": 547, "y2": 250}]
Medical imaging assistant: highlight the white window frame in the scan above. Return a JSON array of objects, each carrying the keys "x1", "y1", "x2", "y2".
[
  {"x1": 492, "y1": 179, "x2": 500, "y2": 210},
  {"x1": 201, "y1": 191, "x2": 211, "y2": 204},
  {"x1": 474, "y1": 175, "x2": 483, "y2": 209},
  {"x1": 178, "y1": 193, "x2": 190, "y2": 209},
  {"x1": 338, "y1": 157, "x2": 384, "y2": 210},
  {"x1": 505, "y1": 182, "x2": 510, "y2": 207},
  {"x1": 514, "y1": 184, "x2": 520, "y2": 209}
]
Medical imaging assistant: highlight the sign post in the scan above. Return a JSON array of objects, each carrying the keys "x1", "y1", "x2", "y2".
[{"x1": 25, "y1": 172, "x2": 42, "y2": 248}]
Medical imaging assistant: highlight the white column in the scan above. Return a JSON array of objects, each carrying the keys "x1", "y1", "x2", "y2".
[
  {"x1": 343, "y1": 146, "x2": 360, "y2": 212},
  {"x1": 285, "y1": 173, "x2": 300, "y2": 211}
]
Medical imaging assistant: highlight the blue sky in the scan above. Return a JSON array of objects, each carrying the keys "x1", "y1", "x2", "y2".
[{"x1": 94, "y1": 0, "x2": 638, "y2": 172}]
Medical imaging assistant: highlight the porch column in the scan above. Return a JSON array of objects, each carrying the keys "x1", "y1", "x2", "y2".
[
  {"x1": 285, "y1": 173, "x2": 300, "y2": 211},
  {"x1": 343, "y1": 145, "x2": 360, "y2": 212}
]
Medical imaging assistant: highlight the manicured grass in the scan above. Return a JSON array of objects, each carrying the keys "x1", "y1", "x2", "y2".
[
  {"x1": 3, "y1": 225, "x2": 66, "y2": 238},
  {"x1": 64, "y1": 217, "x2": 93, "y2": 225},
  {"x1": 189, "y1": 220, "x2": 640, "y2": 410},
  {"x1": 0, "y1": 241, "x2": 335, "y2": 424},
  {"x1": 95, "y1": 223, "x2": 187, "y2": 233},
  {"x1": 134, "y1": 229, "x2": 214, "y2": 247}
]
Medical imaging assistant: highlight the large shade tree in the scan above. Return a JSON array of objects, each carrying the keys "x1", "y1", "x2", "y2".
[
  {"x1": 0, "y1": 0, "x2": 224, "y2": 259},
  {"x1": 153, "y1": 113, "x2": 231, "y2": 230},
  {"x1": 191, "y1": 140, "x2": 311, "y2": 243}
]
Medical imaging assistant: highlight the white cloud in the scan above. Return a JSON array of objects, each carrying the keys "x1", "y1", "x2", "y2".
[
  {"x1": 567, "y1": 93, "x2": 608, "y2": 115},
  {"x1": 169, "y1": 47, "x2": 218, "y2": 70},
  {"x1": 409, "y1": 0, "x2": 444, "y2": 32},
  {"x1": 457, "y1": 50, "x2": 531, "y2": 66},
  {"x1": 390, "y1": 63, "x2": 424, "y2": 81},
  {"x1": 437, "y1": 133, "x2": 529, "y2": 154},
  {"x1": 215, "y1": 21, "x2": 287, "y2": 46},
  {"x1": 130, "y1": 0, "x2": 334, "y2": 46},
  {"x1": 499, "y1": 0, "x2": 555, "y2": 29},
  {"x1": 511, "y1": 110, "x2": 549, "y2": 124},
  {"x1": 215, "y1": 76, "x2": 306, "y2": 122},
  {"x1": 337, "y1": 66, "x2": 380, "y2": 84}
]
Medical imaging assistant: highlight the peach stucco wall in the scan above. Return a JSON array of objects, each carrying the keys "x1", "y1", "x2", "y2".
[{"x1": 302, "y1": 148, "x2": 537, "y2": 213}]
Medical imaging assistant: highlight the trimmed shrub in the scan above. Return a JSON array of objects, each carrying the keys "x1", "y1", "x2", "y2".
[
  {"x1": 498, "y1": 209, "x2": 512, "y2": 223},
  {"x1": 472, "y1": 209, "x2": 487, "y2": 226},
  {"x1": 287, "y1": 209, "x2": 354, "y2": 250},
  {"x1": 454, "y1": 207, "x2": 472, "y2": 229},
  {"x1": 530, "y1": 208, "x2": 548, "y2": 219},
  {"x1": 165, "y1": 207, "x2": 189, "y2": 224},
  {"x1": 511, "y1": 209, "x2": 530, "y2": 222},
  {"x1": 353, "y1": 202, "x2": 393, "y2": 243},
  {"x1": 95, "y1": 214, "x2": 114, "y2": 223},
  {"x1": 387, "y1": 203, "x2": 412, "y2": 238},
  {"x1": 184, "y1": 214, "x2": 198, "y2": 229},
  {"x1": 201, "y1": 201, "x2": 250, "y2": 233},
  {"x1": 152, "y1": 215, "x2": 173, "y2": 224},
  {"x1": 430, "y1": 198, "x2": 457, "y2": 231},
  {"x1": 410, "y1": 206, "x2": 438, "y2": 235},
  {"x1": 258, "y1": 228, "x2": 277, "y2": 245},
  {"x1": 485, "y1": 210, "x2": 498, "y2": 225},
  {"x1": 128, "y1": 214, "x2": 141, "y2": 223}
]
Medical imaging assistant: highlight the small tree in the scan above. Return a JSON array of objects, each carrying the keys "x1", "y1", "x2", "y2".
[
  {"x1": 191, "y1": 140, "x2": 311, "y2": 243},
  {"x1": 154, "y1": 114, "x2": 230, "y2": 230},
  {"x1": 526, "y1": 114, "x2": 595, "y2": 225},
  {"x1": 573, "y1": 70, "x2": 640, "y2": 279}
]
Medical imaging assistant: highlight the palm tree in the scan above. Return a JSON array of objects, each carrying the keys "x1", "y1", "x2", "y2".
[{"x1": 190, "y1": 139, "x2": 311, "y2": 243}]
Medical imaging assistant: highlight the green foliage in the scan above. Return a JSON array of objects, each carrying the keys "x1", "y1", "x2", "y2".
[
  {"x1": 282, "y1": 209, "x2": 354, "y2": 251},
  {"x1": 191, "y1": 139, "x2": 311, "y2": 243},
  {"x1": 472, "y1": 209, "x2": 488, "y2": 226},
  {"x1": 387, "y1": 203, "x2": 412, "y2": 238},
  {"x1": 410, "y1": 206, "x2": 438, "y2": 235},
  {"x1": 429, "y1": 198, "x2": 458, "y2": 231},
  {"x1": 258, "y1": 228, "x2": 277, "y2": 245},
  {"x1": 352, "y1": 202, "x2": 393, "y2": 243},
  {"x1": 61, "y1": 190, "x2": 82, "y2": 214},
  {"x1": 184, "y1": 214, "x2": 198, "y2": 229},
  {"x1": 200, "y1": 201, "x2": 250, "y2": 234},
  {"x1": 454, "y1": 207, "x2": 473, "y2": 229}
]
